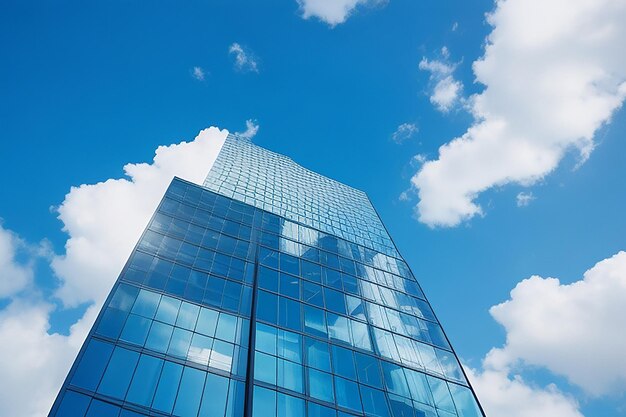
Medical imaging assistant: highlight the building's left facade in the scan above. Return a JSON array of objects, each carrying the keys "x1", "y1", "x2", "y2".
[{"x1": 48, "y1": 177, "x2": 254, "y2": 417}]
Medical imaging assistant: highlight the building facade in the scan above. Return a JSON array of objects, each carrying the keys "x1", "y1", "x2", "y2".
[{"x1": 49, "y1": 134, "x2": 485, "y2": 417}]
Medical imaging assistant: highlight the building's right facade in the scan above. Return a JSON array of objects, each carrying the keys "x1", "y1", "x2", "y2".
[{"x1": 49, "y1": 134, "x2": 485, "y2": 417}]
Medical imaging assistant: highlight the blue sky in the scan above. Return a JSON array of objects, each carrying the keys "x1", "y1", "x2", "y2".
[{"x1": 1, "y1": 1, "x2": 626, "y2": 416}]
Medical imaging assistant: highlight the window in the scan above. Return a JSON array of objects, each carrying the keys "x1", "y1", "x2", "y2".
[
  {"x1": 199, "y1": 373, "x2": 230, "y2": 417},
  {"x1": 97, "y1": 347, "x2": 139, "y2": 399},
  {"x1": 152, "y1": 361, "x2": 183, "y2": 414},
  {"x1": 71, "y1": 339, "x2": 114, "y2": 391},
  {"x1": 331, "y1": 345, "x2": 356, "y2": 380},
  {"x1": 145, "y1": 321, "x2": 174, "y2": 353},
  {"x1": 334, "y1": 376, "x2": 362, "y2": 413},
  {"x1": 173, "y1": 367, "x2": 206, "y2": 417},
  {"x1": 307, "y1": 368, "x2": 334, "y2": 403},
  {"x1": 126, "y1": 354, "x2": 163, "y2": 407},
  {"x1": 54, "y1": 390, "x2": 91, "y2": 417}
]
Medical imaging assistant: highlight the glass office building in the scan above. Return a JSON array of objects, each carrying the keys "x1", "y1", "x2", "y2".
[{"x1": 49, "y1": 134, "x2": 485, "y2": 417}]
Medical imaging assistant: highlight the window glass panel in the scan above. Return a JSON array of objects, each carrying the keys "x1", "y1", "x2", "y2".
[
  {"x1": 258, "y1": 266, "x2": 279, "y2": 292},
  {"x1": 404, "y1": 369, "x2": 433, "y2": 406},
  {"x1": 280, "y1": 253, "x2": 300, "y2": 275},
  {"x1": 332, "y1": 345, "x2": 356, "y2": 380},
  {"x1": 145, "y1": 321, "x2": 174, "y2": 353},
  {"x1": 302, "y1": 281, "x2": 324, "y2": 307},
  {"x1": 196, "y1": 307, "x2": 219, "y2": 337},
  {"x1": 255, "y1": 323, "x2": 277, "y2": 355},
  {"x1": 324, "y1": 288, "x2": 346, "y2": 315},
  {"x1": 388, "y1": 394, "x2": 414, "y2": 417},
  {"x1": 327, "y1": 313, "x2": 351, "y2": 344},
  {"x1": 109, "y1": 284, "x2": 140, "y2": 311},
  {"x1": 71, "y1": 339, "x2": 114, "y2": 391},
  {"x1": 85, "y1": 399, "x2": 120, "y2": 417},
  {"x1": 355, "y1": 352, "x2": 383, "y2": 388},
  {"x1": 427, "y1": 376, "x2": 455, "y2": 413},
  {"x1": 256, "y1": 290, "x2": 278, "y2": 324},
  {"x1": 277, "y1": 329, "x2": 302, "y2": 363},
  {"x1": 278, "y1": 296, "x2": 302, "y2": 331},
  {"x1": 307, "y1": 368, "x2": 334, "y2": 403},
  {"x1": 173, "y1": 367, "x2": 206, "y2": 417},
  {"x1": 131, "y1": 289, "x2": 160, "y2": 319},
  {"x1": 349, "y1": 319, "x2": 372, "y2": 351},
  {"x1": 436, "y1": 349, "x2": 465, "y2": 384},
  {"x1": 253, "y1": 386, "x2": 276, "y2": 417},
  {"x1": 167, "y1": 328, "x2": 193, "y2": 359},
  {"x1": 126, "y1": 354, "x2": 163, "y2": 407},
  {"x1": 97, "y1": 347, "x2": 140, "y2": 399},
  {"x1": 278, "y1": 359, "x2": 303, "y2": 393},
  {"x1": 381, "y1": 361, "x2": 411, "y2": 399},
  {"x1": 155, "y1": 295, "x2": 182, "y2": 325},
  {"x1": 279, "y1": 273, "x2": 300, "y2": 299},
  {"x1": 360, "y1": 385, "x2": 391, "y2": 417},
  {"x1": 96, "y1": 308, "x2": 128, "y2": 339},
  {"x1": 334, "y1": 376, "x2": 362, "y2": 413},
  {"x1": 119, "y1": 314, "x2": 151, "y2": 346},
  {"x1": 210, "y1": 339, "x2": 234, "y2": 372},
  {"x1": 55, "y1": 390, "x2": 91, "y2": 417},
  {"x1": 305, "y1": 337, "x2": 331, "y2": 372},
  {"x1": 304, "y1": 305, "x2": 327, "y2": 337},
  {"x1": 254, "y1": 351, "x2": 277, "y2": 385},
  {"x1": 301, "y1": 260, "x2": 321, "y2": 282},
  {"x1": 449, "y1": 384, "x2": 482, "y2": 417},
  {"x1": 152, "y1": 361, "x2": 183, "y2": 414},
  {"x1": 308, "y1": 402, "x2": 337, "y2": 417},
  {"x1": 277, "y1": 392, "x2": 305, "y2": 417},
  {"x1": 188, "y1": 333, "x2": 213, "y2": 365},
  {"x1": 199, "y1": 372, "x2": 230, "y2": 417},
  {"x1": 216, "y1": 312, "x2": 238, "y2": 343},
  {"x1": 176, "y1": 302, "x2": 200, "y2": 330}
]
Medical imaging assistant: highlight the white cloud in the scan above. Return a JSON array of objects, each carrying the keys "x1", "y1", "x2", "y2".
[
  {"x1": 452, "y1": 22, "x2": 459, "y2": 31},
  {"x1": 419, "y1": 47, "x2": 463, "y2": 113},
  {"x1": 466, "y1": 366, "x2": 584, "y2": 417},
  {"x1": 412, "y1": 0, "x2": 626, "y2": 227},
  {"x1": 486, "y1": 251, "x2": 626, "y2": 397},
  {"x1": 52, "y1": 127, "x2": 228, "y2": 307},
  {"x1": 0, "y1": 225, "x2": 33, "y2": 298},
  {"x1": 516, "y1": 191, "x2": 535, "y2": 207},
  {"x1": 236, "y1": 119, "x2": 259, "y2": 140},
  {"x1": 228, "y1": 43, "x2": 259, "y2": 73},
  {"x1": 391, "y1": 123, "x2": 418, "y2": 144},
  {"x1": 0, "y1": 299, "x2": 97, "y2": 417},
  {"x1": 296, "y1": 0, "x2": 387, "y2": 26},
  {"x1": 192, "y1": 66, "x2": 206, "y2": 81}
]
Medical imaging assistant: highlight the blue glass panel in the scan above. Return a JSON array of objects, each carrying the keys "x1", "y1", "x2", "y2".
[
  {"x1": 55, "y1": 390, "x2": 91, "y2": 417},
  {"x1": 277, "y1": 392, "x2": 305, "y2": 417},
  {"x1": 85, "y1": 399, "x2": 120, "y2": 417},
  {"x1": 277, "y1": 359, "x2": 303, "y2": 393},
  {"x1": 173, "y1": 367, "x2": 206, "y2": 417},
  {"x1": 381, "y1": 361, "x2": 411, "y2": 399},
  {"x1": 254, "y1": 351, "x2": 277, "y2": 385},
  {"x1": 97, "y1": 347, "x2": 140, "y2": 399},
  {"x1": 308, "y1": 402, "x2": 337, "y2": 417},
  {"x1": 155, "y1": 295, "x2": 182, "y2": 325},
  {"x1": 307, "y1": 368, "x2": 334, "y2": 403},
  {"x1": 279, "y1": 273, "x2": 299, "y2": 299},
  {"x1": 176, "y1": 302, "x2": 200, "y2": 330},
  {"x1": 277, "y1": 329, "x2": 302, "y2": 363},
  {"x1": 199, "y1": 372, "x2": 230, "y2": 417},
  {"x1": 355, "y1": 352, "x2": 383, "y2": 388},
  {"x1": 96, "y1": 307, "x2": 128, "y2": 339},
  {"x1": 210, "y1": 340, "x2": 234, "y2": 371},
  {"x1": 145, "y1": 321, "x2": 174, "y2": 353},
  {"x1": 256, "y1": 290, "x2": 278, "y2": 324},
  {"x1": 449, "y1": 384, "x2": 482, "y2": 417},
  {"x1": 256, "y1": 323, "x2": 277, "y2": 355},
  {"x1": 324, "y1": 288, "x2": 346, "y2": 315},
  {"x1": 71, "y1": 339, "x2": 114, "y2": 391},
  {"x1": 427, "y1": 376, "x2": 455, "y2": 413},
  {"x1": 131, "y1": 289, "x2": 161, "y2": 318},
  {"x1": 335, "y1": 376, "x2": 362, "y2": 413},
  {"x1": 119, "y1": 314, "x2": 151, "y2": 346},
  {"x1": 360, "y1": 385, "x2": 391, "y2": 417},
  {"x1": 167, "y1": 328, "x2": 193, "y2": 358},
  {"x1": 126, "y1": 355, "x2": 163, "y2": 407},
  {"x1": 188, "y1": 333, "x2": 213, "y2": 365},
  {"x1": 252, "y1": 386, "x2": 276, "y2": 417},
  {"x1": 327, "y1": 313, "x2": 351, "y2": 344},
  {"x1": 216, "y1": 312, "x2": 238, "y2": 343},
  {"x1": 301, "y1": 260, "x2": 321, "y2": 282},
  {"x1": 196, "y1": 307, "x2": 219, "y2": 337},
  {"x1": 332, "y1": 345, "x2": 356, "y2": 380},
  {"x1": 278, "y1": 296, "x2": 301, "y2": 331},
  {"x1": 404, "y1": 369, "x2": 433, "y2": 406},
  {"x1": 302, "y1": 281, "x2": 324, "y2": 307},
  {"x1": 109, "y1": 284, "x2": 139, "y2": 311},
  {"x1": 258, "y1": 266, "x2": 279, "y2": 292},
  {"x1": 305, "y1": 337, "x2": 331, "y2": 372},
  {"x1": 388, "y1": 394, "x2": 414, "y2": 417},
  {"x1": 280, "y1": 253, "x2": 300, "y2": 275},
  {"x1": 152, "y1": 361, "x2": 183, "y2": 414},
  {"x1": 304, "y1": 305, "x2": 327, "y2": 337}
]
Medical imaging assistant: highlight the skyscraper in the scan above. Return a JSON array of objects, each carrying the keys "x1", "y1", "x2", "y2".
[{"x1": 49, "y1": 134, "x2": 485, "y2": 417}]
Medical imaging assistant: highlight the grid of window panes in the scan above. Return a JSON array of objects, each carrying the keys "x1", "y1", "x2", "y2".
[
  {"x1": 203, "y1": 134, "x2": 398, "y2": 258},
  {"x1": 50, "y1": 175, "x2": 484, "y2": 417}
]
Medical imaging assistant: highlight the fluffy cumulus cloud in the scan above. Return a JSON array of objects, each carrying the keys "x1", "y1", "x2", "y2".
[
  {"x1": 391, "y1": 122, "x2": 418, "y2": 144},
  {"x1": 52, "y1": 127, "x2": 228, "y2": 307},
  {"x1": 487, "y1": 251, "x2": 626, "y2": 397},
  {"x1": 412, "y1": 0, "x2": 626, "y2": 227},
  {"x1": 296, "y1": 0, "x2": 387, "y2": 26},
  {"x1": 466, "y1": 366, "x2": 583, "y2": 417},
  {"x1": 228, "y1": 43, "x2": 259, "y2": 73},
  {"x1": 0, "y1": 127, "x2": 229, "y2": 417},
  {"x1": 419, "y1": 47, "x2": 463, "y2": 113}
]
